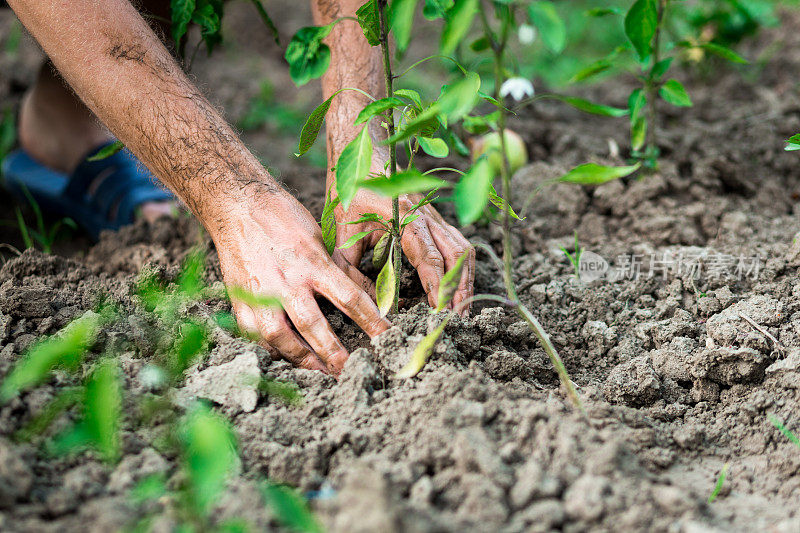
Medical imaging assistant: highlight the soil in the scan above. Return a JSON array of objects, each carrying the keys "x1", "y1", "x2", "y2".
[{"x1": 1, "y1": 2, "x2": 800, "y2": 532}]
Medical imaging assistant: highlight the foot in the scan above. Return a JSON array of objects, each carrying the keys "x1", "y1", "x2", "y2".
[{"x1": 17, "y1": 64, "x2": 175, "y2": 224}]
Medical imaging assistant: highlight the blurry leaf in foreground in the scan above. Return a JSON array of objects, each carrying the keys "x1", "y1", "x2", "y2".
[
  {"x1": 434, "y1": 253, "x2": 467, "y2": 312},
  {"x1": 396, "y1": 317, "x2": 450, "y2": 378},
  {"x1": 0, "y1": 311, "x2": 103, "y2": 403},
  {"x1": 263, "y1": 482, "x2": 323, "y2": 533},
  {"x1": 180, "y1": 403, "x2": 239, "y2": 514}
]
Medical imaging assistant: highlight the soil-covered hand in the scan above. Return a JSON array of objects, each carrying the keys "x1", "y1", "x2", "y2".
[
  {"x1": 211, "y1": 190, "x2": 390, "y2": 375},
  {"x1": 331, "y1": 186, "x2": 475, "y2": 315}
]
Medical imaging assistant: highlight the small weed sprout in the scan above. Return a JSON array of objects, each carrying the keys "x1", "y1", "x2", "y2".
[
  {"x1": 769, "y1": 415, "x2": 800, "y2": 450},
  {"x1": 708, "y1": 462, "x2": 729, "y2": 504},
  {"x1": 561, "y1": 231, "x2": 583, "y2": 280}
]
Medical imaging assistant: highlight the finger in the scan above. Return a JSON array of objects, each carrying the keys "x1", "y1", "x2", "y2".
[
  {"x1": 428, "y1": 222, "x2": 475, "y2": 316},
  {"x1": 331, "y1": 249, "x2": 376, "y2": 300},
  {"x1": 313, "y1": 266, "x2": 390, "y2": 338},
  {"x1": 283, "y1": 291, "x2": 350, "y2": 375},
  {"x1": 253, "y1": 306, "x2": 328, "y2": 372},
  {"x1": 401, "y1": 220, "x2": 445, "y2": 309}
]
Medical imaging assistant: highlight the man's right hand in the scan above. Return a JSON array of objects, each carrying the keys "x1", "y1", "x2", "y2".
[{"x1": 210, "y1": 189, "x2": 390, "y2": 375}]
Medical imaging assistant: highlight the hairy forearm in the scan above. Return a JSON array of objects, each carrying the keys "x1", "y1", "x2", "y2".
[
  {"x1": 311, "y1": 0, "x2": 388, "y2": 189},
  {"x1": 8, "y1": 0, "x2": 278, "y2": 226}
]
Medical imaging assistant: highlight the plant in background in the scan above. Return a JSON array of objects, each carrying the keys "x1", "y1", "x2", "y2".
[
  {"x1": 0, "y1": 184, "x2": 77, "y2": 254},
  {"x1": 575, "y1": 0, "x2": 747, "y2": 169}
]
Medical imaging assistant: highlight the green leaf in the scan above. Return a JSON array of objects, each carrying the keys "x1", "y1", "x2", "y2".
[
  {"x1": 227, "y1": 286, "x2": 282, "y2": 309},
  {"x1": 285, "y1": 25, "x2": 333, "y2": 86},
  {"x1": 354, "y1": 97, "x2": 404, "y2": 125},
  {"x1": 297, "y1": 95, "x2": 336, "y2": 156},
  {"x1": 389, "y1": 0, "x2": 419, "y2": 54},
  {"x1": 338, "y1": 229, "x2": 379, "y2": 250},
  {"x1": 320, "y1": 189, "x2": 340, "y2": 255},
  {"x1": 387, "y1": 104, "x2": 441, "y2": 144},
  {"x1": 131, "y1": 474, "x2": 167, "y2": 505},
  {"x1": 631, "y1": 116, "x2": 646, "y2": 151},
  {"x1": 546, "y1": 95, "x2": 628, "y2": 117},
  {"x1": 628, "y1": 88, "x2": 647, "y2": 123},
  {"x1": 395, "y1": 317, "x2": 449, "y2": 378},
  {"x1": 488, "y1": 186, "x2": 523, "y2": 220},
  {"x1": 440, "y1": 0, "x2": 479, "y2": 55},
  {"x1": 83, "y1": 359, "x2": 122, "y2": 462},
  {"x1": 570, "y1": 58, "x2": 613, "y2": 83},
  {"x1": 372, "y1": 232, "x2": 391, "y2": 270},
  {"x1": 624, "y1": 0, "x2": 658, "y2": 62},
  {"x1": 359, "y1": 170, "x2": 447, "y2": 197},
  {"x1": 394, "y1": 89, "x2": 423, "y2": 110},
  {"x1": 177, "y1": 247, "x2": 206, "y2": 298},
  {"x1": 344, "y1": 212, "x2": 385, "y2": 225},
  {"x1": 87, "y1": 141, "x2": 124, "y2": 162},
  {"x1": 708, "y1": 463, "x2": 729, "y2": 504},
  {"x1": 171, "y1": 320, "x2": 208, "y2": 376},
  {"x1": 0, "y1": 311, "x2": 102, "y2": 403},
  {"x1": 557, "y1": 162, "x2": 641, "y2": 185},
  {"x1": 336, "y1": 127, "x2": 373, "y2": 209},
  {"x1": 423, "y1": 0, "x2": 453, "y2": 20},
  {"x1": 469, "y1": 36, "x2": 490, "y2": 52},
  {"x1": 698, "y1": 42, "x2": 748, "y2": 64},
  {"x1": 650, "y1": 57, "x2": 673, "y2": 81},
  {"x1": 250, "y1": 0, "x2": 280, "y2": 45},
  {"x1": 527, "y1": 1, "x2": 566, "y2": 54},
  {"x1": 418, "y1": 137, "x2": 449, "y2": 158},
  {"x1": 786, "y1": 134, "x2": 800, "y2": 151},
  {"x1": 434, "y1": 253, "x2": 467, "y2": 312},
  {"x1": 453, "y1": 156, "x2": 493, "y2": 226},
  {"x1": 191, "y1": 2, "x2": 221, "y2": 36},
  {"x1": 659, "y1": 79, "x2": 693, "y2": 107},
  {"x1": 769, "y1": 415, "x2": 800, "y2": 449},
  {"x1": 171, "y1": 0, "x2": 196, "y2": 44},
  {"x1": 180, "y1": 404, "x2": 238, "y2": 514},
  {"x1": 356, "y1": 0, "x2": 381, "y2": 46},
  {"x1": 376, "y1": 244, "x2": 396, "y2": 317},
  {"x1": 14, "y1": 388, "x2": 82, "y2": 442},
  {"x1": 263, "y1": 483, "x2": 323, "y2": 533},
  {"x1": 586, "y1": 7, "x2": 622, "y2": 17},
  {"x1": 438, "y1": 71, "x2": 481, "y2": 120}
]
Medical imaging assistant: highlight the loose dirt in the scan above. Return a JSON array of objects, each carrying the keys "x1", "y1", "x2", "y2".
[{"x1": 1, "y1": 3, "x2": 800, "y2": 532}]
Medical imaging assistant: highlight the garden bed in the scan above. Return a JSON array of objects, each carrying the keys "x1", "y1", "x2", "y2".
[{"x1": 1, "y1": 3, "x2": 800, "y2": 532}]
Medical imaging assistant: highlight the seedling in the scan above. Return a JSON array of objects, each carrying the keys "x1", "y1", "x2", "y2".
[
  {"x1": 577, "y1": 0, "x2": 747, "y2": 169},
  {"x1": 4, "y1": 184, "x2": 78, "y2": 254},
  {"x1": 769, "y1": 415, "x2": 800, "y2": 449},
  {"x1": 708, "y1": 462, "x2": 729, "y2": 503},
  {"x1": 561, "y1": 231, "x2": 583, "y2": 280}
]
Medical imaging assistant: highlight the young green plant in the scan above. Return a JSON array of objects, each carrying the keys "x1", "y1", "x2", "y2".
[
  {"x1": 289, "y1": 0, "x2": 481, "y2": 315},
  {"x1": 577, "y1": 0, "x2": 747, "y2": 168}
]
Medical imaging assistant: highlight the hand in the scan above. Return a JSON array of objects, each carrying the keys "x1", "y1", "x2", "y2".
[
  {"x1": 210, "y1": 189, "x2": 390, "y2": 375},
  {"x1": 331, "y1": 185, "x2": 476, "y2": 315}
]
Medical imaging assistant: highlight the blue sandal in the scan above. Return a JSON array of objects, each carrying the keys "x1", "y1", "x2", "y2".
[{"x1": 1, "y1": 142, "x2": 174, "y2": 240}]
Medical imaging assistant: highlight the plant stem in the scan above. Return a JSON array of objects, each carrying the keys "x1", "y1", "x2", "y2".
[
  {"x1": 484, "y1": 4, "x2": 583, "y2": 411},
  {"x1": 644, "y1": 0, "x2": 667, "y2": 166},
  {"x1": 377, "y1": 0, "x2": 401, "y2": 313}
]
